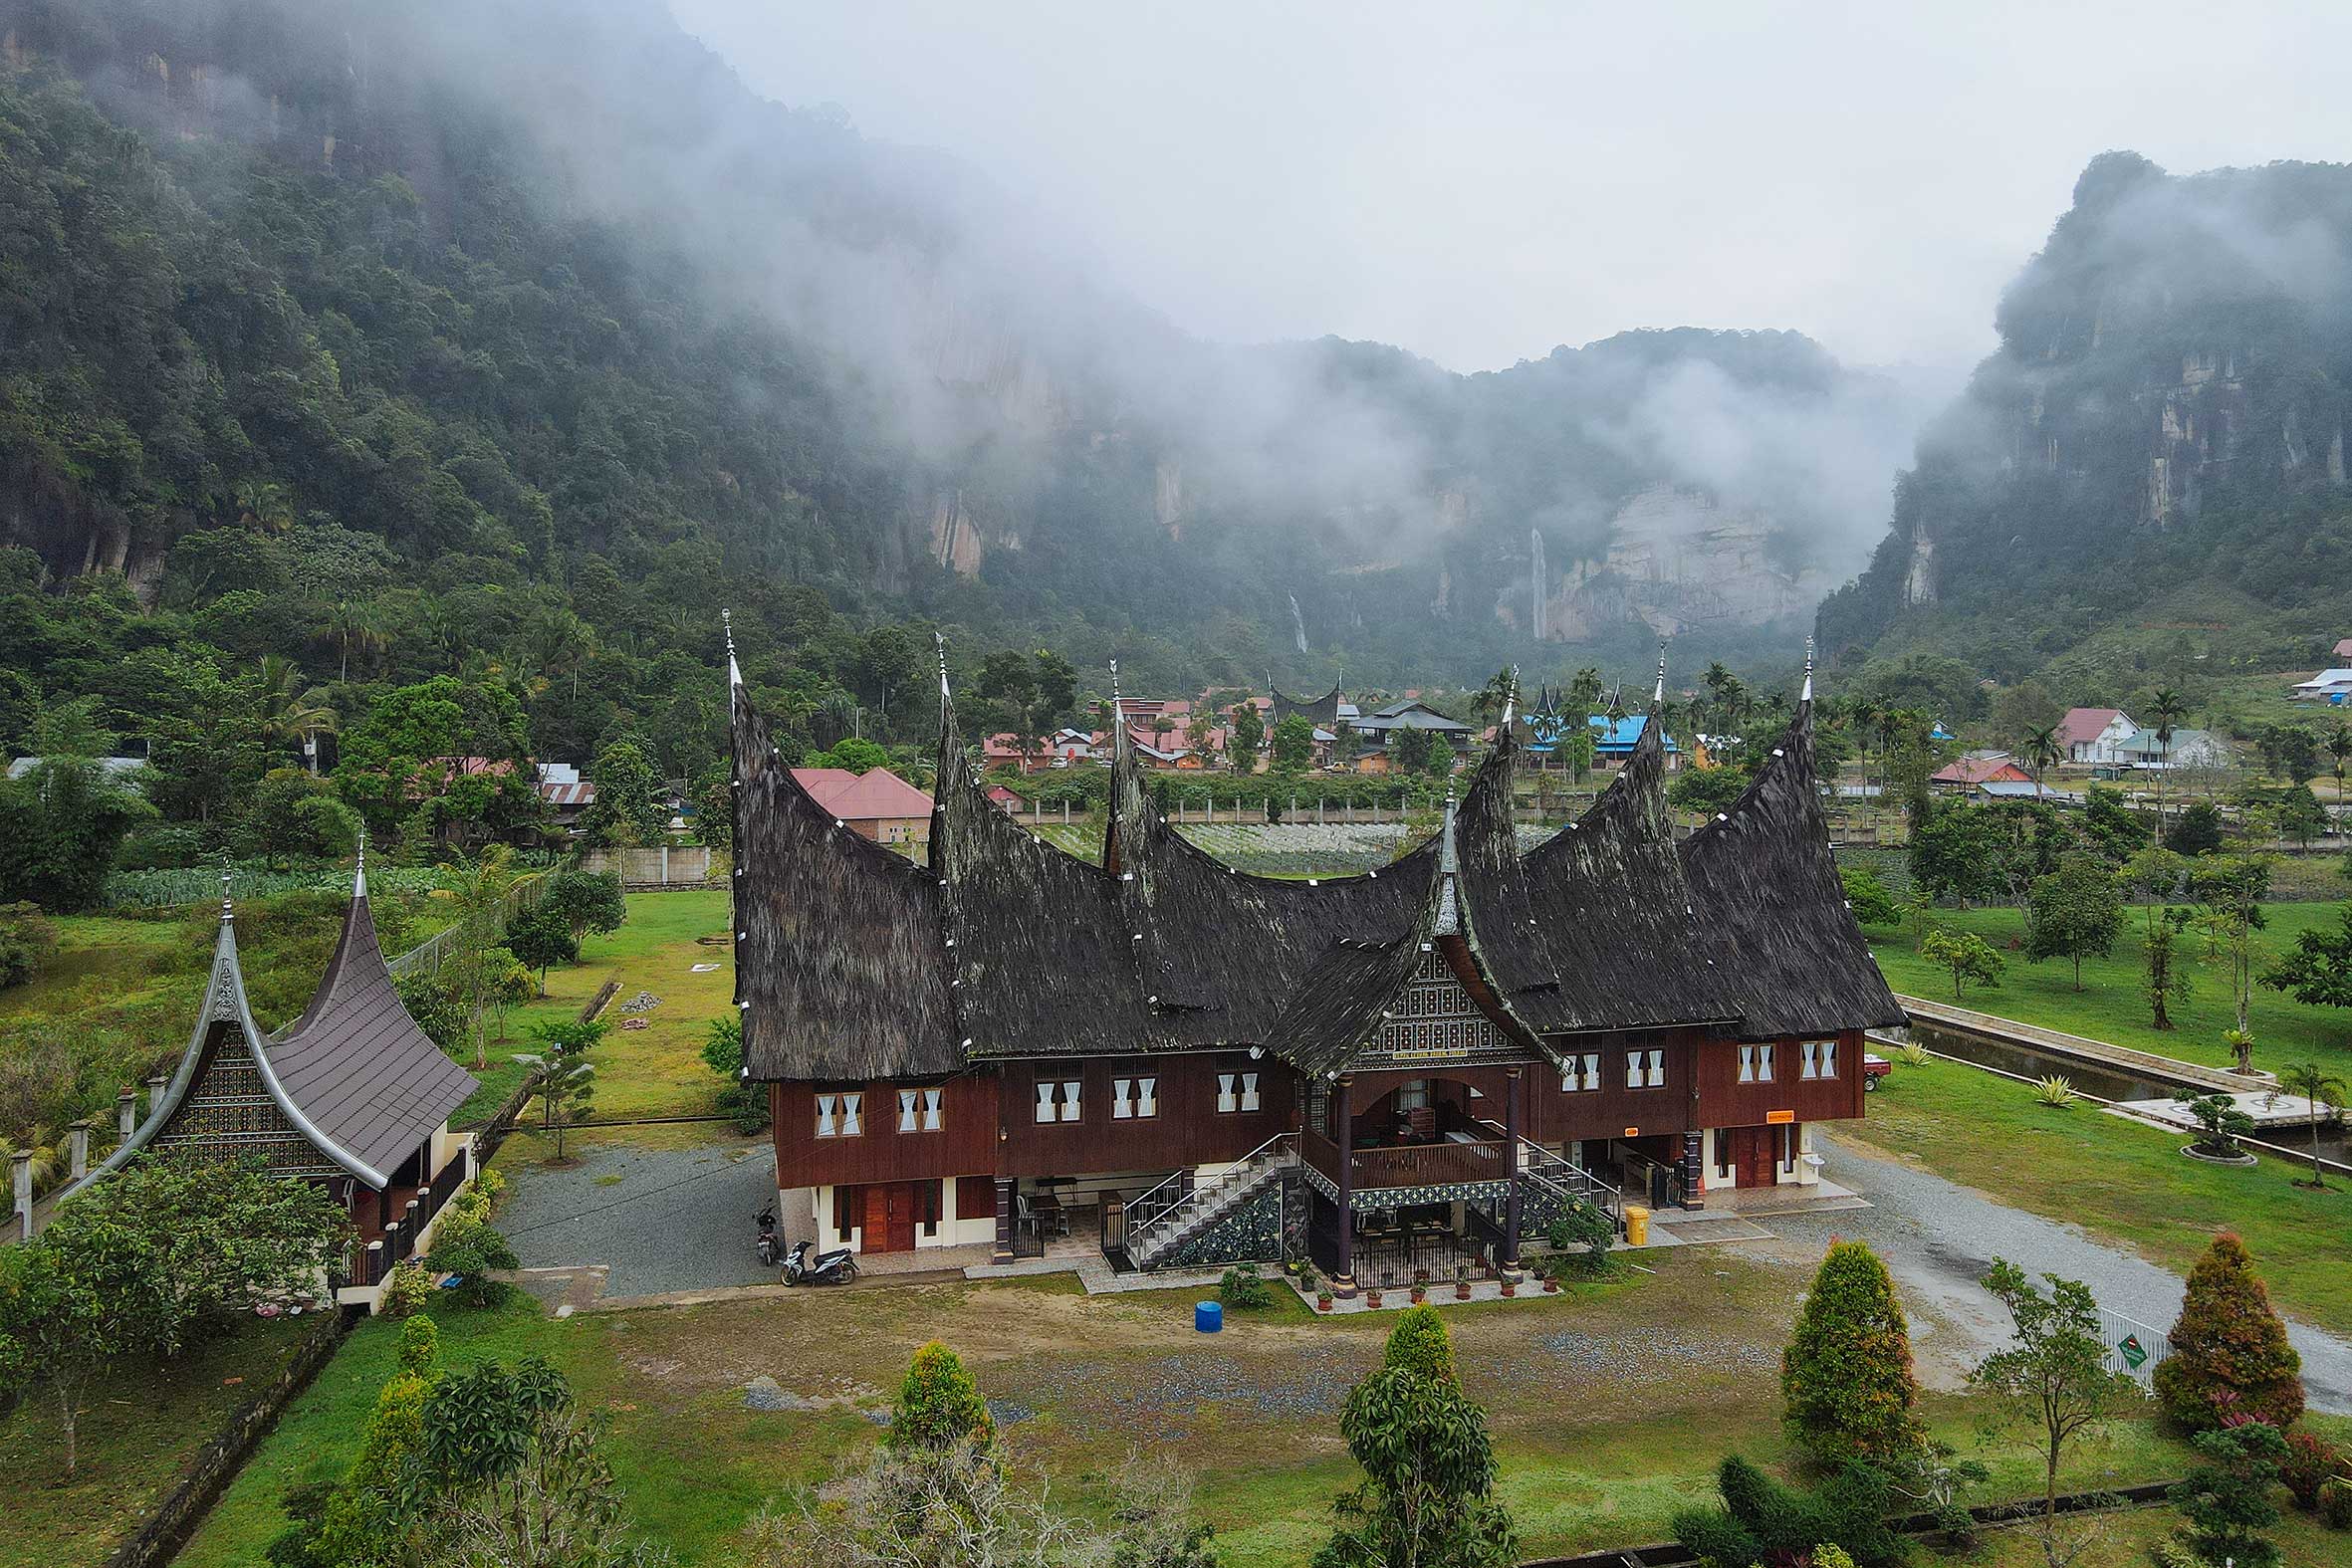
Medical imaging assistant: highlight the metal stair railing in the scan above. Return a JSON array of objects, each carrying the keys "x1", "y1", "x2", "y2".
[
  {"x1": 1125, "y1": 1133, "x2": 1295, "y2": 1263},
  {"x1": 1477, "y1": 1119, "x2": 1623, "y2": 1225}
]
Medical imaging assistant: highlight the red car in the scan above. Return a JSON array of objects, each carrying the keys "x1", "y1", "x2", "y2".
[{"x1": 1862, "y1": 1052, "x2": 1893, "y2": 1091}]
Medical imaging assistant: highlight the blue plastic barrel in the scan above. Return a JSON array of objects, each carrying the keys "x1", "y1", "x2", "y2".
[{"x1": 1195, "y1": 1299, "x2": 1223, "y2": 1333}]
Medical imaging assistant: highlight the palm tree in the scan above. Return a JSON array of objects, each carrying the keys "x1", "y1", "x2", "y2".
[
  {"x1": 328, "y1": 599, "x2": 388, "y2": 682},
  {"x1": 439, "y1": 846, "x2": 520, "y2": 1070},
  {"x1": 2149, "y1": 686, "x2": 2186, "y2": 840},
  {"x1": 252, "y1": 655, "x2": 339, "y2": 772},
  {"x1": 232, "y1": 477, "x2": 296, "y2": 533},
  {"x1": 2277, "y1": 1062, "x2": 2346, "y2": 1188},
  {"x1": 420, "y1": 598, "x2": 467, "y2": 673},
  {"x1": 2022, "y1": 724, "x2": 2062, "y2": 803},
  {"x1": 528, "y1": 609, "x2": 598, "y2": 700}
]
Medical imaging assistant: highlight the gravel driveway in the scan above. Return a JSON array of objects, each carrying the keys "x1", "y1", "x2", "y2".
[
  {"x1": 498, "y1": 1136, "x2": 780, "y2": 1298},
  {"x1": 1780, "y1": 1132, "x2": 2352, "y2": 1414}
]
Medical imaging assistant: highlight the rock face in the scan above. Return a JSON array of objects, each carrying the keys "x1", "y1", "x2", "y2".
[{"x1": 1514, "y1": 487, "x2": 1822, "y2": 640}]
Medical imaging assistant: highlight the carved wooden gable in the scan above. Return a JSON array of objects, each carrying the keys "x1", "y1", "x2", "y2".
[
  {"x1": 153, "y1": 1021, "x2": 341, "y2": 1179},
  {"x1": 1367, "y1": 948, "x2": 1515, "y2": 1065}
]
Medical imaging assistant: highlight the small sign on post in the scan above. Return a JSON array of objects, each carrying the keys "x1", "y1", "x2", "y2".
[{"x1": 2118, "y1": 1334, "x2": 2148, "y2": 1371}]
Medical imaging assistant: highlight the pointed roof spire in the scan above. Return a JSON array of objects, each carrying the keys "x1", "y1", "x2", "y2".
[
  {"x1": 353, "y1": 827, "x2": 367, "y2": 900},
  {"x1": 1435, "y1": 782, "x2": 1461, "y2": 933},
  {"x1": 723, "y1": 607, "x2": 742, "y2": 690},
  {"x1": 1653, "y1": 640, "x2": 1668, "y2": 709},
  {"x1": 1800, "y1": 635, "x2": 1815, "y2": 706},
  {"x1": 220, "y1": 865, "x2": 234, "y2": 926},
  {"x1": 1501, "y1": 665, "x2": 1519, "y2": 729},
  {"x1": 1109, "y1": 658, "x2": 1128, "y2": 762},
  {"x1": 936, "y1": 631, "x2": 952, "y2": 705}
]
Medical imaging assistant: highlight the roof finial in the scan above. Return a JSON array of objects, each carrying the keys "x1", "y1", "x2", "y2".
[
  {"x1": 220, "y1": 865, "x2": 234, "y2": 925},
  {"x1": 722, "y1": 608, "x2": 741, "y2": 690},
  {"x1": 1800, "y1": 635, "x2": 1815, "y2": 705},
  {"x1": 1501, "y1": 665, "x2": 1519, "y2": 729},
  {"x1": 936, "y1": 632, "x2": 952, "y2": 702},
  {"x1": 1653, "y1": 640, "x2": 1668, "y2": 708},
  {"x1": 354, "y1": 826, "x2": 367, "y2": 900}
]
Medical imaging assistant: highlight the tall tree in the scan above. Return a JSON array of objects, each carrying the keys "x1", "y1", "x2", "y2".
[
  {"x1": 1972, "y1": 1261, "x2": 2133, "y2": 1556},
  {"x1": 2023, "y1": 851, "x2": 2125, "y2": 990},
  {"x1": 1229, "y1": 701, "x2": 1266, "y2": 772},
  {"x1": 2273, "y1": 1061, "x2": 2347, "y2": 1189}
]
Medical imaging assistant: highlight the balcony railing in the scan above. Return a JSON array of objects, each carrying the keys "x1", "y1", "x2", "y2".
[{"x1": 1301, "y1": 1130, "x2": 1511, "y2": 1195}]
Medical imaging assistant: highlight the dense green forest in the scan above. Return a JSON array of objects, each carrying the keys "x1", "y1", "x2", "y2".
[
  {"x1": 0, "y1": 0, "x2": 1920, "y2": 828},
  {"x1": 1820, "y1": 152, "x2": 2352, "y2": 709}
]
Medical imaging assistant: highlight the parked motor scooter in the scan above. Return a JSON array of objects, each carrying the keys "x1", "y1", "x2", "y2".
[
  {"x1": 784, "y1": 1237, "x2": 859, "y2": 1286},
  {"x1": 754, "y1": 1206, "x2": 779, "y2": 1267}
]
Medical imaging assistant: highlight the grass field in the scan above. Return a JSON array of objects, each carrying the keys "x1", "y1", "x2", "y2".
[
  {"x1": 0, "y1": 1317, "x2": 313, "y2": 1568},
  {"x1": 452, "y1": 888, "x2": 734, "y2": 1131},
  {"x1": 1865, "y1": 901, "x2": 2352, "y2": 1080},
  {"x1": 176, "y1": 1250, "x2": 2229, "y2": 1568},
  {"x1": 1854, "y1": 1055, "x2": 2352, "y2": 1335}
]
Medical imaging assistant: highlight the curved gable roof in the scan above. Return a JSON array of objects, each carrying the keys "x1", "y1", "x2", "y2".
[{"x1": 1680, "y1": 703, "x2": 1905, "y2": 1038}]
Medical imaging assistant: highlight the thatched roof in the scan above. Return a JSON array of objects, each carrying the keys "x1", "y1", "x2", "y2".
[
  {"x1": 1271, "y1": 681, "x2": 1342, "y2": 729},
  {"x1": 1104, "y1": 727, "x2": 1435, "y2": 1051},
  {"x1": 931, "y1": 695, "x2": 1159, "y2": 1058},
  {"x1": 1471, "y1": 717, "x2": 1744, "y2": 1032},
  {"x1": 733, "y1": 681, "x2": 960, "y2": 1081},
  {"x1": 1680, "y1": 702, "x2": 1906, "y2": 1038}
]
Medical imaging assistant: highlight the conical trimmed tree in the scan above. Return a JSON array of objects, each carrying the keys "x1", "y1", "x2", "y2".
[
  {"x1": 1780, "y1": 1239, "x2": 1924, "y2": 1464},
  {"x1": 1382, "y1": 1303, "x2": 1459, "y2": 1386},
  {"x1": 886, "y1": 1340, "x2": 995, "y2": 1452},
  {"x1": 2154, "y1": 1232, "x2": 2304, "y2": 1432}
]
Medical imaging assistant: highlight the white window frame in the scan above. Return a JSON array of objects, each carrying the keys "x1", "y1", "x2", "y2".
[
  {"x1": 816, "y1": 1092, "x2": 838, "y2": 1138},
  {"x1": 1114, "y1": 1077, "x2": 1135, "y2": 1119},
  {"x1": 1757, "y1": 1043, "x2": 1774, "y2": 1082},
  {"x1": 923, "y1": 1087, "x2": 942, "y2": 1130},
  {"x1": 1396, "y1": 1078, "x2": 1431, "y2": 1113},
  {"x1": 1560, "y1": 1052, "x2": 1600, "y2": 1092},
  {"x1": 1802, "y1": 1039, "x2": 1837, "y2": 1080},
  {"x1": 1738, "y1": 1044, "x2": 1755, "y2": 1084},
  {"x1": 1034, "y1": 1081, "x2": 1058, "y2": 1124},
  {"x1": 1645, "y1": 1048, "x2": 1665, "y2": 1088},
  {"x1": 898, "y1": 1088, "x2": 920, "y2": 1132},
  {"x1": 1058, "y1": 1079, "x2": 1082, "y2": 1122},
  {"x1": 1216, "y1": 1072, "x2": 1238, "y2": 1114},
  {"x1": 838, "y1": 1091, "x2": 862, "y2": 1136},
  {"x1": 1625, "y1": 1049, "x2": 1644, "y2": 1089},
  {"x1": 1135, "y1": 1076, "x2": 1157, "y2": 1118},
  {"x1": 1239, "y1": 1072, "x2": 1261, "y2": 1113}
]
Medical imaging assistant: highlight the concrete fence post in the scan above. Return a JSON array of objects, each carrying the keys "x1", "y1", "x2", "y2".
[
  {"x1": 117, "y1": 1089, "x2": 137, "y2": 1143},
  {"x1": 146, "y1": 1074, "x2": 168, "y2": 1121},
  {"x1": 659, "y1": 844, "x2": 670, "y2": 886},
  {"x1": 11, "y1": 1149, "x2": 30, "y2": 1241},
  {"x1": 69, "y1": 1120, "x2": 91, "y2": 1181}
]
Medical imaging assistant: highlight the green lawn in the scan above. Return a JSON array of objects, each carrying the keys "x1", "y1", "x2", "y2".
[
  {"x1": 1867, "y1": 901, "x2": 2352, "y2": 1080},
  {"x1": 180, "y1": 1252, "x2": 2218, "y2": 1568},
  {"x1": 1856, "y1": 1055, "x2": 2352, "y2": 1335},
  {"x1": 456, "y1": 889, "x2": 734, "y2": 1130},
  {"x1": 0, "y1": 1316, "x2": 314, "y2": 1568}
]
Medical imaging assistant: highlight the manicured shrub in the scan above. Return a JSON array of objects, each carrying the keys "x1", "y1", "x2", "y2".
[
  {"x1": 1671, "y1": 1456, "x2": 1903, "y2": 1568},
  {"x1": 378, "y1": 1258, "x2": 433, "y2": 1318},
  {"x1": 887, "y1": 1341, "x2": 994, "y2": 1452},
  {"x1": 1780, "y1": 1240, "x2": 1923, "y2": 1465},
  {"x1": 396, "y1": 1314, "x2": 439, "y2": 1376},
  {"x1": 1382, "y1": 1303, "x2": 1458, "y2": 1386},
  {"x1": 2155, "y1": 1233, "x2": 2305, "y2": 1432},
  {"x1": 2169, "y1": 1419, "x2": 2287, "y2": 1568},
  {"x1": 2320, "y1": 1477, "x2": 2352, "y2": 1529},
  {"x1": 422, "y1": 1210, "x2": 519, "y2": 1309}
]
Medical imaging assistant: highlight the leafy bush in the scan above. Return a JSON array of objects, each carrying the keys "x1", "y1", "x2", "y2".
[
  {"x1": 700, "y1": 1015, "x2": 770, "y2": 1133},
  {"x1": 2320, "y1": 1477, "x2": 2352, "y2": 1529},
  {"x1": 2155, "y1": 1233, "x2": 2304, "y2": 1432},
  {"x1": 1838, "y1": 866, "x2": 1901, "y2": 927},
  {"x1": 1671, "y1": 1456, "x2": 1904, "y2": 1568},
  {"x1": 2031, "y1": 1075, "x2": 2078, "y2": 1107},
  {"x1": 1382, "y1": 1304, "x2": 1458, "y2": 1386},
  {"x1": 1218, "y1": 1261, "x2": 1273, "y2": 1310},
  {"x1": 1780, "y1": 1240, "x2": 1923, "y2": 1465},
  {"x1": 422, "y1": 1210, "x2": 519, "y2": 1309},
  {"x1": 2279, "y1": 1431, "x2": 2344, "y2": 1511},
  {"x1": 1892, "y1": 1041, "x2": 1933, "y2": 1067},
  {"x1": 2169, "y1": 1419, "x2": 2287, "y2": 1568},
  {"x1": 378, "y1": 1258, "x2": 434, "y2": 1318},
  {"x1": 393, "y1": 970, "x2": 468, "y2": 1053},
  {"x1": 0, "y1": 901, "x2": 58, "y2": 989},
  {"x1": 887, "y1": 1341, "x2": 994, "y2": 1452},
  {"x1": 1543, "y1": 1199, "x2": 1615, "y2": 1276}
]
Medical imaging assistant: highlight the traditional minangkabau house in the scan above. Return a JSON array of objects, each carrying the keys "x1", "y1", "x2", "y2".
[
  {"x1": 733, "y1": 635, "x2": 1900, "y2": 1290},
  {"x1": 62, "y1": 859, "x2": 480, "y2": 1306}
]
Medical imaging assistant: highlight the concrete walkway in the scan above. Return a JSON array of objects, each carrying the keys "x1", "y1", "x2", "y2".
[{"x1": 1772, "y1": 1133, "x2": 2352, "y2": 1413}]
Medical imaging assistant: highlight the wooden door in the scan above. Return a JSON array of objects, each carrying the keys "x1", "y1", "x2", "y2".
[
  {"x1": 861, "y1": 1186, "x2": 896, "y2": 1252},
  {"x1": 885, "y1": 1183, "x2": 918, "y2": 1252},
  {"x1": 1735, "y1": 1128, "x2": 1775, "y2": 1190}
]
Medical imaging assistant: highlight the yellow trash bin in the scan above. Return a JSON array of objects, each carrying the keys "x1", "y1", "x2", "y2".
[{"x1": 1623, "y1": 1205, "x2": 1650, "y2": 1246}]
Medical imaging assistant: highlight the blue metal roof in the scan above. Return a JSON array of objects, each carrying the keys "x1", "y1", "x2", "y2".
[{"x1": 1587, "y1": 714, "x2": 1677, "y2": 753}]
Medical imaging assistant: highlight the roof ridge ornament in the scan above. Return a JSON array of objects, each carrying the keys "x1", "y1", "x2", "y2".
[
  {"x1": 220, "y1": 865, "x2": 234, "y2": 926},
  {"x1": 1653, "y1": 639, "x2": 1668, "y2": 709},
  {"x1": 1501, "y1": 665, "x2": 1519, "y2": 729},
  {"x1": 935, "y1": 632, "x2": 952, "y2": 703},
  {"x1": 1800, "y1": 635, "x2": 1815, "y2": 706},
  {"x1": 354, "y1": 826, "x2": 367, "y2": 900},
  {"x1": 722, "y1": 607, "x2": 741, "y2": 690}
]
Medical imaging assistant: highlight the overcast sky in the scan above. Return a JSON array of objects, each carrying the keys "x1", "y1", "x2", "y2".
[{"x1": 670, "y1": 3, "x2": 2349, "y2": 375}]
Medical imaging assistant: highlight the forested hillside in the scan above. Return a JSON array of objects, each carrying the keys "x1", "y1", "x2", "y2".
[
  {"x1": 0, "y1": 0, "x2": 1926, "y2": 790},
  {"x1": 1820, "y1": 152, "x2": 2352, "y2": 701}
]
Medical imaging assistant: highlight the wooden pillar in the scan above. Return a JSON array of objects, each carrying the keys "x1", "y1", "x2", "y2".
[
  {"x1": 1333, "y1": 1074, "x2": 1354, "y2": 1289},
  {"x1": 1680, "y1": 1130, "x2": 1705, "y2": 1211},
  {"x1": 992, "y1": 1177, "x2": 1016, "y2": 1263},
  {"x1": 364, "y1": 1239, "x2": 384, "y2": 1287},
  {"x1": 375, "y1": 1184, "x2": 393, "y2": 1235},
  {"x1": 1502, "y1": 1067, "x2": 1523, "y2": 1267}
]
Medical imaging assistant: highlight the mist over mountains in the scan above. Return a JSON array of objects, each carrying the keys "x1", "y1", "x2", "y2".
[{"x1": 0, "y1": 0, "x2": 1943, "y2": 690}]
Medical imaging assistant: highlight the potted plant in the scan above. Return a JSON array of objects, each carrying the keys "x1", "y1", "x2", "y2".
[
  {"x1": 1364, "y1": 1284, "x2": 1383, "y2": 1309},
  {"x1": 1316, "y1": 1284, "x2": 1333, "y2": 1312},
  {"x1": 1541, "y1": 1258, "x2": 1560, "y2": 1293},
  {"x1": 1500, "y1": 1270, "x2": 1517, "y2": 1298},
  {"x1": 1409, "y1": 1279, "x2": 1427, "y2": 1304},
  {"x1": 1453, "y1": 1261, "x2": 1473, "y2": 1300}
]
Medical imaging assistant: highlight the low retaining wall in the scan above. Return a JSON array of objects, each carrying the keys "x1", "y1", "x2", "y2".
[
  {"x1": 579, "y1": 845, "x2": 714, "y2": 888},
  {"x1": 1896, "y1": 995, "x2": 2259, "y2": 1094},
  {"x1": 103, "y1": 1315, "x2": 348, "y2": 1568}
]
